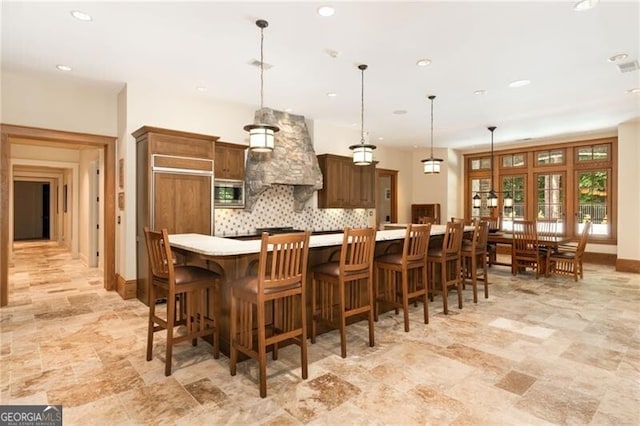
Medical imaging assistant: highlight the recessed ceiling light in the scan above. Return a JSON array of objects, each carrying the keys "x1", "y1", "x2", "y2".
[
  {"x1": 474, "y1": 89, "x2": 487, "y2": 95},
  {"x1": 416, "y1": 59, "x2": 431, "y2": 67},
  {"x1": 573, "y1": 0, "x2": 598, "y2": 11},
  {"x1": 285, "y1": 108, "x2": 293, "y2": 112},
  {"x1": 627, "y1": 88, "x2": 640, "y2": 94},
  {"x1": 393, "y1": 110, "x2": 407, "y2": 115},
  {"x1": 608, "y1": 53, "x2": 629, "y2": 63},
  {"x1": 196, "y1": 86, "x2": 208, "y2": 92},
  {"x1": 70, "y1": 10, "x2": 92, "y2": 21},
  {"x1": 378, "y1": 137, "x2": 384, "y2": 141},
  {"x1": 509, "y1": 79, "x2": 531, "y2": 88},
  {"x1": 317, "y1": 6, "x2": 335, "y2": 17},
  {"x1": 56, "y1": 64, "x2": 72, "y2": 72},
  {"x1": 326, "y1": 92, "x2": 337, "y2": 97}
]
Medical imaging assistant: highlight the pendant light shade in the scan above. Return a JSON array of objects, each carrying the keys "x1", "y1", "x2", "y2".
[
  {"x1": 349, "y1": 64, "x2": 376, "y2": 165},
  {"x1": 472, "y1": 193, "x2": 482, "y2": 208},
  {"x1": 244, "y1": 19, "x2": 279, "y2": 152},
  {"x1": 487, "y1": 189, "x2": 499, "y2": 208},
  {"x1": 504, "y1": 193, "x2": 514, "y2": 209},
  {"x1": 421, "y1": 95, "x2": 444, "y2": 174}
]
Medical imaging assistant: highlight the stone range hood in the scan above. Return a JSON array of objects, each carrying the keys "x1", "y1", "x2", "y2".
[{"x1": 245, "y1": 108, "x2": 323, "y2": 212}]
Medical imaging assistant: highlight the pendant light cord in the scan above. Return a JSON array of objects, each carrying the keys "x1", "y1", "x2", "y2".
[
  {"x1": 489, "y1": 126, "x2": 496, "y2": 192},
  {"x1": 430, "y1": 96, "x2": 434, "y2": 158},
  {"x1": 259, "y1": 25, "x2": 264, "y2": 111},
  {"x1": 360, "y1": 66, "x2": 365, "y2": 145}
]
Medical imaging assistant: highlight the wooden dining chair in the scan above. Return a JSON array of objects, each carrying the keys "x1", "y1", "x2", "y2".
[
  {"x1": 548, "y1": 221, "x2": 591, "y2": 281},
  {"x1": 374, "y1": 223, "x2": 431, "y2": 332},
  {"x1": 229, "y1": 231, "x2": 311, "y2": 398},
  {"x1": 511, "y1": 220, "x2": 546, "y2": 278},
  {"x1": 427, "y1": 221, "x2": 464, "y2": 314},
  {"x1": 311, "y1": 227, "x2": 377, "y2": 358},
  {"x1": 144, "y1": 227, "x2": 221, "y2": 376},
  {"x1": 461, "y1": 220, "x2": 489, "y2": 302},
  {"x1": 481, "y1": 216, "x2": 500, "y2": 266}
]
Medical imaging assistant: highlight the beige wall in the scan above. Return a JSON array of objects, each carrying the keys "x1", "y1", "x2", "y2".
[
  {"x1": 411, "y1": 147, "x2": 449, "y2": 222},
  {"x1": 617, "y1": 119, "x2": 640, "y2": 261},
  {"x1": 1, "y1": 71, "x2": 118, "y2": 136}
]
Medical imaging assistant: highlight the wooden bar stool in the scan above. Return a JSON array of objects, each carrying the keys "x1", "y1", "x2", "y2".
[
  {"x1": 143, "y1": 227, "x2": 221, "y2": 376},
  {"x1": 374, "y1": 223, "x2": 431, "y2": 332},
  {"x1": 229, "y1": 231, "x2": 311, "y2": 398},
  {"x1": 427, "y1": 221, "x2": 464, "y2": 315},
  {"x1": 460, "y1": 220, "x2": 489, "y2": 303},
  {"x1": 311, "y1": 227, "x2": 376, "y2": 358}
]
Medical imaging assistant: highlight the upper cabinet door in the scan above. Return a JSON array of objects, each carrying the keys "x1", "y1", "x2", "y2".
[
  {"x1": 215, "y1": 142, "x2": 246, "y2": 180},
  {"x1": 317, "y1": 154, "x2": 375, "y2": 208}
]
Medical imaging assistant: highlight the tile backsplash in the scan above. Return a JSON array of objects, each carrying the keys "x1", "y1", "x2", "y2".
[{"x1": 214, "y1": 185, "x2": 370, "y2": 236}]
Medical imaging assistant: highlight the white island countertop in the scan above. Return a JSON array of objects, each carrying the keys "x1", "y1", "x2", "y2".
[{"x1": 170, "y1": 225, "x2": 449, "y2": 257}]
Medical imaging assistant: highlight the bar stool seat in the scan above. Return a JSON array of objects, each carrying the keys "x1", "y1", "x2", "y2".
[
  {"x1": 460, "y1": 220, "x2": 489, "y2": 302},
  {"x1": 427, "y1": 221, "x2": 464, "y2": 315},
  {"x1": 229, "y1": 231, "x2": 311, "y2": 398},
  {"x1": 144, "y1": 227, "x2": 221, "y2": 377},
  {"x1": 311, "y1": 227, "x2": 376, "y2": 358},
  {"x1": 374, "y1": 223, "x2": 431, "y2": 332}
]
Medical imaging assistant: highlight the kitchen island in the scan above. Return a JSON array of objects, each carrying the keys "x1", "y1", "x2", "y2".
[{"x1": 169, "y1": 226, "x2": 449, "y2": 356}]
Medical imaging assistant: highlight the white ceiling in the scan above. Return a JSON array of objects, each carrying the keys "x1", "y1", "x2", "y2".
[{"x1": 2, "y1": 1, "x2": 639, "y2": 151}]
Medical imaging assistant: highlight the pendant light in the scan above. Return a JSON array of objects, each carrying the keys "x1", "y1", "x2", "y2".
[
  {"x1": 244, "y1": 19, "x2": 279, "y2": 152},
  {"x1": 349, "y1": 64, "x2": 376, "y2": 165},
  {"x1": 487, "y1": 126, "x2": 498, "y2": 208},
  {"x1": 421, "y1": 95, "x2": 443, "y2": 174}
]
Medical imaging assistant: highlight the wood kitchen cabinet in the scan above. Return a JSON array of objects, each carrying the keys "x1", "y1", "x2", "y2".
[
  {"x1": 134, "y1": 126, "x2": 218, "y2": 304},
  {"x1": 317, "y1": 154, "x2": 376, "y2": 208},
  {"x1": 214, "y1": 141, "x2": 246, "y2": 180},
  {"x1": 411, "y1": 203, "x2": 441, "y2": 224}
]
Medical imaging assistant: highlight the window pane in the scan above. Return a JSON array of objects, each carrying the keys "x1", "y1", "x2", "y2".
[
  {"x1": 501, "y1": 175, "x2": 525, "y2": 231},
  {"x1": 537, "y1": 149, "x2": 564, "y2": 165},
  {"x1": 471, "y1": 157, "x2": 491, "y2": 170},
  {"x1": 537, "y1": 174, "x2": 564, "y2": 222},
  {"x1": 593, "y1": 144, "x2": 608, "y2": 160},
  {"x1": 513, "y1": 154, "x2": 525, "y2": 167},
  {"x1": 537, "y1": 151, "x2": 551, "y2": 164},
  {"x1": 577, "y1": 147, "x2": 592, "y2": 161},
  {"x1": 549, "y1": 150, "x2": 564, "y2": 164},
  {"x1": 470, "y1": 178, "x2": 492, "y2": 219},
  {"x1": 578, "y1": 170, "x2": 609, "y2": 236},
  {"x1": 502, "y1": 154, "x2": 525, "y2": 168}
]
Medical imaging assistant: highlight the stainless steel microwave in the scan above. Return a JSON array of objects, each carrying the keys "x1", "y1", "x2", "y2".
[{"x1": 214, "y1": 179, "x2": 245, "y2": 208}]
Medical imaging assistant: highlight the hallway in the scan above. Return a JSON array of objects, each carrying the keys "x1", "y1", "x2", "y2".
[{"x1": 1, "y1": 241, "x2": 639, "y2": 425}]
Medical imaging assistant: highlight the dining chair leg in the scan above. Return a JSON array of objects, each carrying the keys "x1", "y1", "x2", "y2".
[
  {"x1": 401, "y1": 269, "x2": 410, "y2": 332},
  {"x1": 146, "y1": 285, "x2": 156, "y2": 362},
  {"x1": 229, "y1": 295, "x2": 237, "y2": 376},
  {"x1": 367, "y1": 276, "x2": 375, "y2": 348},
  {"x1": 456, "y1": 259, "x2": 463, "y2": 310},
  {"x1": 257, "y1": 299, "x2": 267, "y2": 398},
  {"x1": 300, "y1": 291, "x2": 309, "y2": 380},
  {"x1": 471, "y1": 255, "x2": 478, "y2": 304},
  {"x1": 339, "y1": 281, "x2": 347, "y2": 358},
  {"x1": 311, "y1": 277, "x2": 318, "y2": 343},
  {"x1": 165, "y1": 292, "x2": 175, "y2": 377},
  {"x1": 441, "y1": 263, "x2": 448, "y2": 315},
  {"x1": 422, "y1": 266, "x2": 429, "y2": 324}
]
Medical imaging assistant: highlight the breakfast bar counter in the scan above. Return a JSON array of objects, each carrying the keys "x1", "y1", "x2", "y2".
[{"x1": 168, "y1": 226, "x2": 449, "y2": 356}]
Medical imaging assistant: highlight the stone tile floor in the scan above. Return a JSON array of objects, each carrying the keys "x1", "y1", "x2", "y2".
[{"x1": 1, "y1": 241, "x2": 639, "y2": 425}]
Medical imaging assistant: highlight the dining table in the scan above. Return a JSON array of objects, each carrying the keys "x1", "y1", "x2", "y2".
[{"x1": 486, "y1": 231, "x2": 572, "y2": 268}]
